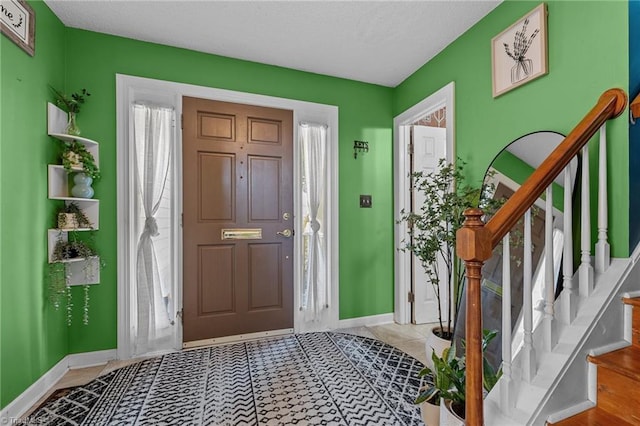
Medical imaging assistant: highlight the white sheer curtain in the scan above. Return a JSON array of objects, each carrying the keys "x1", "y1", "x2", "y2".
[
  {"x1": 132, "y1": 103, "x2": 174, "y2": 355},
  {"x1": 300, "y1": 123, "x2": 328, "y2": 321}
]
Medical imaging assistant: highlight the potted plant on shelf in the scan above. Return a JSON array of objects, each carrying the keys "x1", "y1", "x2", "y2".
[
  {"x1": 50, "y1": 86, "x2": 91, "y2": 136},
  {"x1": 57, "y1": 202, "x2": 93, "y2": 230},
  {"x1": 48, "y1": 232, "x2": 103, "y2": 326},
  {"x1": 61, "y1": 140, "x2": 100, "y2": 180},
  {"x1": 415, "y1": 329, "x2": 501, "y2": 426},
  {"x1": 398, "y1": 158, "x2": 481, "y2": 365}
]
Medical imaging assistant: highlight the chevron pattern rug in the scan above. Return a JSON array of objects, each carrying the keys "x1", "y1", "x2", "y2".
[{"x1": 29, "y1": 332, "x2": 426, "y2": 425}]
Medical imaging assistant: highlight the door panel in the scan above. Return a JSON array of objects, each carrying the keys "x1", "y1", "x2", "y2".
[
  {"x1": 411, "y1": 125, "x2": 447, "y2": 325},
  {"x1": 183, "y1": 97, "x2": 293, "y2": 342},
  {"x1": 248, "y1": 243, "x2": 282, "y2": 310},
  {"x1": 198, "y1": 152, "x2": 235, "y2": 221}
]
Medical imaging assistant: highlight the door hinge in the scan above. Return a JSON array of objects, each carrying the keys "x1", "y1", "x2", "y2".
[
  {"x1": 181, "y1": 114, "x2": 184, "y2": 129},
  {"x1": 181, "y1": 213, "x2": 183, "y2": 227},
  {"x1": 408, "y1": 291, "x2": 415, "y2": 303},
  {"x1": 177, "y1": 308, "x2": 183, "y2": 325},
  {"x1": 408, "y1": 141, "x2": 414, "y2": 156}
]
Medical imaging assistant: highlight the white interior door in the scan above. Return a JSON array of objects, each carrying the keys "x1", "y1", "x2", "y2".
[{"x1": 411, "y1": 125, "x2": 447, "y2": 324}]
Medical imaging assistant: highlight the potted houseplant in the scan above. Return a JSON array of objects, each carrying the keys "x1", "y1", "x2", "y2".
[
  {"x1": 415, "y1": 329, "x2": 501, "y2": 426},
  {"x1": 48, "y1": 233, "x2": 103, "y2": 326},
  {"x1": 50, "y1": 87, "x2": 91, "y2": 136},
  {"x1": 398, "y1": 158, "x2": 481, "y2": 365},
  {"x1": 61, "y1": 140, "x2": 100, "y2": 180},
  {"x1": 57, "y1": 202, "x2": 93, "y2": 230}
]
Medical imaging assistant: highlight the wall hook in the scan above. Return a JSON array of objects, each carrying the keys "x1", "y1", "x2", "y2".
[{"x1": 353, "y1": 140, "x2": 369, "y2": 159}]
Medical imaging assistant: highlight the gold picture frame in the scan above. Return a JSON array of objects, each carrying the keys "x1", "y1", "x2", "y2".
[
  {"x1": 492, "y1": 3, "x2": 547, "y2": 98},
  {"x1": 1, "y1": 0, "x2": 35, "y2": 56}
]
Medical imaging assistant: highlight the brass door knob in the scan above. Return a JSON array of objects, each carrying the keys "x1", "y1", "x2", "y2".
[{"x1": 277, "y1": 229, "x2": 293, "y2": 238}]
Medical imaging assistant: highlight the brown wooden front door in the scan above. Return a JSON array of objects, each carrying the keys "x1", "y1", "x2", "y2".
[{"x1": 182, "y1": 97, "x2": 294, "y2": 343}]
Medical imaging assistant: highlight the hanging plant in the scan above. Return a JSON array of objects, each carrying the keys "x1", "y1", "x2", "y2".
[{"x1": 48, "y1": 232, "x2": 104, "y2": 326}]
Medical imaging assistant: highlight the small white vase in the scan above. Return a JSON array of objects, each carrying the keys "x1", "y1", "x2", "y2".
[
  {"x1": 421, "y1": 400, "x2": 440, "y2": 426},
  {"x1": 424, "y1": 326, "x2": 452, "y2": 370},
  {"x1": 439, "y1": 399, "x2": 464, "y2": 426}
]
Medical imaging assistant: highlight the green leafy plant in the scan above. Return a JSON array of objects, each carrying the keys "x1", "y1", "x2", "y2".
[
  {"x1": 61, "y1": 140, "x2": 100, "y2": 179},
  {"x1": 398, "y1": 158, "x2": 482, "y2": 340},
  {"x1": 57, "y1": 202, "x2": 93, "y2": 229},
  {"x1": 51, "y1": 238, "x2": 96, "y2": 262},
  {"x1": 50, "y1": 87, "x2": 91, "y2": 114},
  {"x1": 415, "y1": 329, "x2": 502, "y2": 415}
]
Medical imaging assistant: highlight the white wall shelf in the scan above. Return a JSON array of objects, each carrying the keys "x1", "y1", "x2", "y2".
[{"x1": 47, "y1": 102, "x2": 101, "y2": 287}]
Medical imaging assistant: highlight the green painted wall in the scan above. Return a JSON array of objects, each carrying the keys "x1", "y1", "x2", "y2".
[
  {"x1": 0, "y1": 1, "x2": 68, "y2": 408},
  {"x1": 62, "y1": 29, "x2": 394, "y2": 352},
  {"x1": 394, "y1": 0, "x2": 630, "y2": 257}
]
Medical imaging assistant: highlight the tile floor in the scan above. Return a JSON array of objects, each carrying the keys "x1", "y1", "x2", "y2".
[{"x1": 24, "y1": 322, "x2": 435, "y2": 418}]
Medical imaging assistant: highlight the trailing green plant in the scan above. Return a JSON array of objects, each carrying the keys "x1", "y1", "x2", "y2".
[
  {"x1": 50, "y1": 86, "x2": 91, "y2": 114},
  {"x1": 48, "y1": 232, "x2": 104, "y2": 326},
  {"x1": 51, "y1": 238, "x2": 96, "y2": 262},
  {"x1": 398, "y1": 158, "x2": 482, "y2": 339},
  {"x1": 61, "y1": 140, "x2": 100, "y2": 179},
  {"x1": 415, "y1": 329, "x2": 502, "y2": 412},
  {"x1": 56, "y1": 202, "x2": 94, "y2": 229}
]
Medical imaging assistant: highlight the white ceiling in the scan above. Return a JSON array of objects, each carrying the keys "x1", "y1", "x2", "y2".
[{"x1": 44, "y1": 0, "x2": 501, "y2": 87}]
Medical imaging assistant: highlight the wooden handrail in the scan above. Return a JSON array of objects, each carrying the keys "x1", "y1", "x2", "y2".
[
  {"x1": 486, "y1": 88, "x2": 627, "y2": 246},
  {"x1": 632, "y1": 92, "x2": 640, "y2": 120},
  {"x1": 456, "y1": 88, "x2": 627, "y2": 426}
]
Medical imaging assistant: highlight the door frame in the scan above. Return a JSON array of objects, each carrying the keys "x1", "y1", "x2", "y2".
[
  {"x1": 116, "y1": 74, "x2": 339, "y2": 359},
  {"x1": 393, "y1": 82, "x2": 455, "y2": 325}
]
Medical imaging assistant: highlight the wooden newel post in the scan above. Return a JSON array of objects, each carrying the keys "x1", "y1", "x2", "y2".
[{"x1": 456, "y1": 208, "x2": 492, "y2": 426}]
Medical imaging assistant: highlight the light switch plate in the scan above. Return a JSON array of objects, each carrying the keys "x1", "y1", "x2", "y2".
[{"x1": 360, "y1": 195, "x2": 372, "y2": 208}]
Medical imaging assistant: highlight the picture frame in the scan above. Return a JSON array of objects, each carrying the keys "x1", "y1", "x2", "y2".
[
  {"x1": 492, "y1": 3, "x2": 547, "y2": 98},
  {"x1": 1, "y1": 0, "x2": 35, "y2": 56}
]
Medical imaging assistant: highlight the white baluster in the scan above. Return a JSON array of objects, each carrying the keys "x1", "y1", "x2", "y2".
[
  {"x1": 501, "y1": 233, "x2": 513, "y2": 414},
  {"x1": 579, "y1": 145, "x2": 595, "y2": 297},
  {"x1": 595, "y1": 123, "x2": 610, "y2": 274},
  {"x1": 544, "y1": 185, "x2": 558, "y2": 351},
  {"x1": 522, "y1": 209, "x2": 537, "y2": 382},
  {"x1": 561, "y1": 165, "x2": 578, "y2": 324}
]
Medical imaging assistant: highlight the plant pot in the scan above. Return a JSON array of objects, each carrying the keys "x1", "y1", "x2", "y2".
[
  {"x1": 439, "y1": 399, "x2": 464, "y2": 426},
  {"x1": 63, "y1": 151, "x2": 83, "y2": 169},
  {"x1": 420, "y1": 399, "x2": 440, "y2": 426},
  {"x1": 58, "y1": 212, "x2": 79, "y2": 229},
  {"x1": 424, "y1": 326, "x2": 452, "y2": 370}
]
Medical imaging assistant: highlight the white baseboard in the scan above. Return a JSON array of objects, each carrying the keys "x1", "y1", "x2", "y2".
[
  {"x1": 337, "y1": 313, "x2": 394, "y2": 329},
  {"x1": 0, "y1": 349, "x2": 116, "y2": 422},
  {"x1": 546, "y1": 400, "x2": 595, "y2": 423}
]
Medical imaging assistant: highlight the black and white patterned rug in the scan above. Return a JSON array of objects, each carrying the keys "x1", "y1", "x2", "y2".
[{"x1": 29, "y1": 332, "x2": 427, "y2": 425}]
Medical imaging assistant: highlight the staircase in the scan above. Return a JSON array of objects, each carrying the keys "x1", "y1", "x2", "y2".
[
  {"x1": 548, "y1": 297, "x2": 640, "y2": 425},
  {"x1": 456, "y1": 88, "x2": 631, "y2": 426}
]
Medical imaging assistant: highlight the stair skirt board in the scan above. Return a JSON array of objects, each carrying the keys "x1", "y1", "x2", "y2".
[{"x1": 484, "y1": 252, "x2": 640, "y2": 426}]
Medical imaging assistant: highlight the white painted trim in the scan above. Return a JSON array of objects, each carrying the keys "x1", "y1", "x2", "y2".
[
  {"x1": 624, "y1": 302, "x2": 633, "y2": 343},
  {"x1": 587, "y1": 340, "x2": 629, "y2": 357},
  {"x1": 0, "y1": 350, "x2": 115, "y2": 422},
  {"x1": 588, "y1": 362, "x2": 598, "y2": 403},
  {"x1": 393, "y1": 82, "x2": 455, "y2": 324},
  {"x1": 116, "y1": 74, "x2": 340, "y2": 358},
  {"x1": 623, "y1": 290, "x2": 640, "y2": 298},
  {"x1": 546, "y1": 401, "x2": 595, "y2": 423},
  {"x1": 336, "y1": 313, "x2": 394, "y2": 329}
]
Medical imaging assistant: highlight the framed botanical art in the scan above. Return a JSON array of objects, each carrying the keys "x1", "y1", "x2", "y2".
[
  {"x1": 492, "y1": 3, "x2": 547, "y2": 98},
  {"x1": 1, "y1": 0, "x2": 35, "y2": 56}
]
